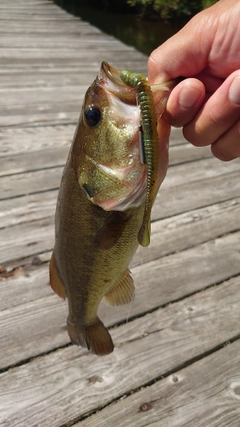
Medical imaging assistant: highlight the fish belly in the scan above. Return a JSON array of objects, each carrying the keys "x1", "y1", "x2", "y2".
[{"x1": 51, "y1": 157, "x2": 144, "y2": 355}]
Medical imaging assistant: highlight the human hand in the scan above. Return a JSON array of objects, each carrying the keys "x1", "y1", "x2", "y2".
[{"x1": 148, "y1": 0, "x2": 240, "y2": 161}]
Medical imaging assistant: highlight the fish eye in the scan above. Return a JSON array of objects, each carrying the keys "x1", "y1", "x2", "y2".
[{"x1": 84, "y1": 106, "x2": 101, "y2": 127}]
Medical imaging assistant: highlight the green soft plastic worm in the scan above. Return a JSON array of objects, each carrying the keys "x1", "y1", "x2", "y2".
[{"x1": 120, "y1": 70, "x2": 159, "y2": 247}]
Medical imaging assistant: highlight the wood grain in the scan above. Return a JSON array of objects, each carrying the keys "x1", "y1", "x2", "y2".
[
  {"x1": 0, "y1": 231, "x2": 239, "y2": 370},
  {"x1": 78, "y1": 338, "x2": 240, "y2": 427},
  {"x1": 0, "y1": 1, "x2": 239, "y2": 426},
  {"x1": 0, "y1": 277, "x2": 239, "y2": 426}
]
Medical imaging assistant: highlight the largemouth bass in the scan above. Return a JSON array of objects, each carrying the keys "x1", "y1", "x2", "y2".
[{"x1": 50, "y1": 62, "x2": 173, "y2": 356}]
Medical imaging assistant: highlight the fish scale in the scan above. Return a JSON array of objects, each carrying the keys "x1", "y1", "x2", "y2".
[{"x1": 49, "y1": 62, "x2": 173, "y2": 356}]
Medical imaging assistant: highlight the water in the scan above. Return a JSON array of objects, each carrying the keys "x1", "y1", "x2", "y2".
[{"x1": 54, "y1": 0, "x2": 178, "y2": 55}]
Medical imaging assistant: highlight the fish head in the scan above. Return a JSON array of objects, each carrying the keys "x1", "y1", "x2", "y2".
[
  {"x1": 72, "y1": 61, "x2": 147, "y2": 211},
  {"x1": 71, "y1": 62, "x2": 173, "y2": 213}
]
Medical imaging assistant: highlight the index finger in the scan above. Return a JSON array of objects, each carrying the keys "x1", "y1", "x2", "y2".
[{"x1": 148, "y1": 13, "x2": 210, "y2": 84}]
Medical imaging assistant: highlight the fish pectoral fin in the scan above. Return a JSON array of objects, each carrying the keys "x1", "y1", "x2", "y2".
[
  {"x1": 94, "y1": 211, "x2": 132, "y2": 250},
  {"x1": 49, "y1": 252, "x2": 67, "y2": 299},
  {"x1": 67, "y1": 317, "x2": 114, "y2": 356},
  {"x1": 104, "y1": 268, "x2": 135, "y2": 306}
]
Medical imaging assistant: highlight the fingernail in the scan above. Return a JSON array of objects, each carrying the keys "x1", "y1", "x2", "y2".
[
  {"x1": 229, "y1": 76, "x2": 240, "y2": 104},
  {"x1": 151, "y1": 72, "x2": 169, "y2": 85},
  {"x1": 179, "y1": 85, "x2": 202, "y2": 109}
]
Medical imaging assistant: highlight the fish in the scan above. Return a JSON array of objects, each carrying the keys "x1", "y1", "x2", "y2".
[{"x1": 49, "y1": 62, "x2": 174, "y2": 356}]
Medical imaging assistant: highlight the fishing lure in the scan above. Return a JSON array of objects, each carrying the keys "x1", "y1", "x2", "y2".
[{"x1": 120, "y1": 70, "x2": 159, "y2": 247}]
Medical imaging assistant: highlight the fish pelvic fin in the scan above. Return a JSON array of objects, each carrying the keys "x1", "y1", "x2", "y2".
[
  {"x1": 49, "y1": 252, "x2": 67, "y2": 299},
  {"x1": 104, "y1": 268, "x2": 135, "y2": 306},
  {"x1": 67, "y1": 317, "x2": 114, "y2": 356}
]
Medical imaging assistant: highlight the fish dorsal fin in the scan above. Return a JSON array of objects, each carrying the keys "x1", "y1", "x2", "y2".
[
  {"x1": 49, "y1": 252, "x2": 67, "y2": 299},
  {"x1": 104, "y1": 268, "x2": 135, "y2": 306}
]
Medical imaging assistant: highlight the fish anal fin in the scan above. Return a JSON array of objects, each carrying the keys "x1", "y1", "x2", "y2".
[
  {"x1": 67, "y1": 317, "x2": 114, "y2": 356},
  {"x1": 94, "y1": 211, "x2": 132, "y2": 250},
  {"x1": 104, "y1": 268, "x2": 135, "y2": 306},
  {"x1": 49, "y1": 252, "x2": 67, "y2": 299}
]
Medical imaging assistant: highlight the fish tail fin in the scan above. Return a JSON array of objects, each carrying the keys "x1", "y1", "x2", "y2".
[{"x1": 67, "y1": 317, "x2": 114, "y2": 356}]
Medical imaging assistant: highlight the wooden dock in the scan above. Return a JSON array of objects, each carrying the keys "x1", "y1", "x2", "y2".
[{"x1": 0, "y1": 1, "x2": 240, "y2": 425}]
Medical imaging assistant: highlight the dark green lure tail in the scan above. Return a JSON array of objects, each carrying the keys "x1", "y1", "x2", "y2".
[{"x1": 120, "y1": 70, "x2": 159, "y2": 247}]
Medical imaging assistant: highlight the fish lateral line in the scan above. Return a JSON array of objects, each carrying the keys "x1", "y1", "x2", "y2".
[{"x1": 50, "y1": 61, "x2": 172, "y2": 356}]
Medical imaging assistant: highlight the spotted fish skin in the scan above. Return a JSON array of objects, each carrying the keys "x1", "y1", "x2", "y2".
[{"x1": 49, "y1": 62, "x2": 174, "y2": 356}]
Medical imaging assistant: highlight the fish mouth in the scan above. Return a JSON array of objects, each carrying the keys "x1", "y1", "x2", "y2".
[{"x1": 99, "y1": 61, "x2": 137, "y2": 104}]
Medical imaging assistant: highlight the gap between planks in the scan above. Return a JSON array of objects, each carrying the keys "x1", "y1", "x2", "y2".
[
  {"x1": 0, "y1": 276, "x2": 240, "y2": 426},
  {"x1": 0, "y1": 230, "x2": 240, "y2": 370}
]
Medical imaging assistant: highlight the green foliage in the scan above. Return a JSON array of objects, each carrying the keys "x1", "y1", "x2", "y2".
[
  {"x1": 126, "y1": 0, "x2": 218, "y2": 20},
  {"x1": 202, "y1": 0, "x2": 218, "y2": 7}
]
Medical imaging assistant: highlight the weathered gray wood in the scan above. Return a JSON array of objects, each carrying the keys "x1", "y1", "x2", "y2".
[
  {"x1": 0, "y1": 194, "x2": 240, "y2": 266},
  {"x1": 0, "y1": 126, "x2": 194, "y2": 160},
  {"x1": 0, "y1": 138, "x2": 211, "y2": 177},
  {"x1": 0, "y1": 146, "x2": 67, "y2": 177},
  {"x1": 0, "y1": 125, "x2": 74, "y2": 157},
  {"x1": 1, "y1": 198, "x2": 239, "y2": 310},
  {"x1": 0, "y1": 276, "x2": 239, "y2": 426},
  {"x1": 153, "y1": 170, "x2": 240, "y2": 220},
  {"x1": 135, "y1": 197, "x2": 240, "y2": 266},
  {"x1": 78, "y1": 338, "x2": 240, "y2": 427},
  {"x1": 0, "y1": 0, "x2": 147, "y2": 130},
  {"x1": 0, "y1": 263, "x2": 51, "y2": 311},
  {"x1": 0, "y1": 191, "x2": 56, "y2": 229},
  {"x1": 1, "y1": 0, "x2": 240, "y2": 425},
  {"x1": 0, "y1": 167, "x2": 62, "y2": 201},
  {"x1": 0, "y1": 216, "x2": 54, "y2": 264},
  {"x1": 1, "y1": 168, "x2": 239, "y2": 238},
  {"x1": 164, "y1": 156, "x2": 239, "y2": 188},
  {"x1": 0, "y1": 231, "x2": 239, "y2": 369},
  {"x1": 0, "y1": 155, "x2": 238, "y2": 200}
]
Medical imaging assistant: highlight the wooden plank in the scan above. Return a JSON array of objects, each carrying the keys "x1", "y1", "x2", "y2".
[
  {"x1": 0, "y1": 167, "x2": 239, "y2": 230},
  {"x1": 153, "y1": 170, "x2": 240, "y2": 220},
  {"x1": 0, "y1": 231, "x2": 239, "y2": 369},
  {"x1": 0, "y1": 1, "x2": 239, "y2": 426},
  {"x1": 0, "y1": 217, "x2": 54, "y2": 264},
  {"x1": 0, "y1": 155, "x2": 238, "y2": 201},
  {"x1": 0, "y1": 85, "x2": 88, "y2": 107},
  {"x1": 0, "y1": 125, "x2": 74, "y2": 156},
  {"x1": 0, "y1": 167, "x2": 62, "y2": 201},
  {"x1": 0, "y1": 146, "x2": 68, "y2": 176},
  {"x1": 0, "y1": 276, "x2": 239, "y2": 425},
  {"x1": 0, "y1": 190, "x2": 57, "y2": 229},
  {"x1": 0, "y1": 139, "x2": 210, "y2": 177},
  {"x1": 134, "y1": 197, "x2": 240, "y2": 266},
  {"x1": 77, "y1": 339, "x2": 240, "y2": 427},
  {"x1": 1, "y1": 198, "x2": 239, "y2": 310},
  {"x1": 0, "y1": 70, "x2": 100, "y2": 89},
  {"x1": 0, "y1": 125, "x2": 187, "y2": 160},
  {"x1": 0, "y1": 47, "x2": 146, "y2": 60},
  {"x1": 0, "y1": 263, "x2": 51, "y2": 311},
  {"x1": 0, "y1": 192, "x2": 240, "y2": 266},
  {"x1": 0, "y1": 179, "x2": 239, "y2": 264},
  {"x1": 163, "y1": 156, "x2": 240, "y2": 188},
  {"x1": 0, "y1": 36, "x2": 131, "y2": 49}
]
